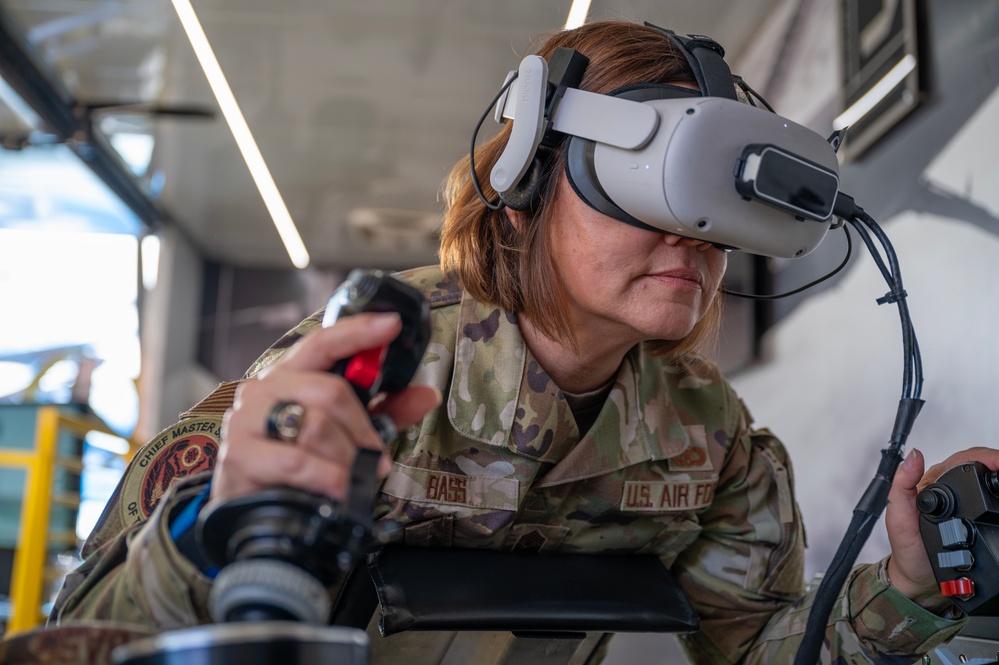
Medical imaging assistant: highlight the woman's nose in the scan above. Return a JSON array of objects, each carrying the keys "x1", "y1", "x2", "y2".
[{"x1": 663, "y1": 233, "x2": 714, "y2": 252}]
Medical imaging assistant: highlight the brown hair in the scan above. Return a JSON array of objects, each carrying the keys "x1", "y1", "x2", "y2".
[{"x1": 439, "y1": 20, "x2": 723, "y2": 357}]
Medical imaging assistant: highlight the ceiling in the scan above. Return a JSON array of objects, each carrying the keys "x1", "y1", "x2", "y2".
[{"x1": 0, "y1": 0, "x2": 783, "y2": 271}]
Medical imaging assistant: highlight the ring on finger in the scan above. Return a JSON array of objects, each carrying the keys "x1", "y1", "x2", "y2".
[{"x1": 266, "y1": 401, "x2": 306, "y2": 443}]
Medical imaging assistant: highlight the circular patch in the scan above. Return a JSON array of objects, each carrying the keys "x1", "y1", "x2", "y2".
[
  {"x1": 140, "y1": 436, "x2": 218, "y2": 516},
  {"x1": 119, "y1": 416, "x2": 221, "y2": 525}
]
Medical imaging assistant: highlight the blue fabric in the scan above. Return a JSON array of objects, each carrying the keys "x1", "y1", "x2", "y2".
[{"x1": 168, "y1": 482, "x2": 218, "y2": 578}]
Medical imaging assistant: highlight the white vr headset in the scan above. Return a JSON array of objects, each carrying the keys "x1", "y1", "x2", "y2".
[{"x1": 486, "y1": 29, "x2": 843, "y2": 259}]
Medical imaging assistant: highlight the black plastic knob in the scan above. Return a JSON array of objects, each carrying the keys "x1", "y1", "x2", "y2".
[
  {"x1": 985, "y1": 470, "x2": 999, "y2": 498},
  {"x1": 916, "y1": 486, "x2": 954, "y2": 519}
]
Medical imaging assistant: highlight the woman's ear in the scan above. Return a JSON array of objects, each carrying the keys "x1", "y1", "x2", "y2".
[{"x1": 505, "y1": 207, "x2": 527, "y2": 231}]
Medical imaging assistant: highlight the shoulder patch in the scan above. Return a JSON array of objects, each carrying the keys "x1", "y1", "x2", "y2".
[
  {"x1": 119, "y1": 416, "x2": 220, "y2": 524},
  {"x1": 667, "y1": 425, "x2": 714, "y2": 472}
]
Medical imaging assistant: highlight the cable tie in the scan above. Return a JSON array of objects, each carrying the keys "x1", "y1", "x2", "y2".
[{"x1": 876, "y1": 289, "x2": 907, "y2": 305}]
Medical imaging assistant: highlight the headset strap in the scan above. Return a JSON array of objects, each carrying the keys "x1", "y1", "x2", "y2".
[
  {"x1": 540, "y1": 47, "x2": 589, "y2": 147},
  {"x1": 643, "y1": 22, "x2": 738, "y2": 101}
]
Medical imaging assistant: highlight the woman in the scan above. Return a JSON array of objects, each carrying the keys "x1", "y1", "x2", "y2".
[{"x1": 53, "y1": 19, "x2": 989, "y2": 664}]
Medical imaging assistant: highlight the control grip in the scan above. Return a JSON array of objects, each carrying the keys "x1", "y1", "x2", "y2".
[
  {"x1": 917, "y1": 461, "x2": 999, "y2": 615},
  {"x1": 196, "y1": 270, "x2": 431, "y2": 617},
  {"x1": 322, "y1": 269, "x2": 431, "y2": 410}
]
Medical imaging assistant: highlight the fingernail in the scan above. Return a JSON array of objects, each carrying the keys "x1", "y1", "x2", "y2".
[
  {"x1": 901, "y1": 448, "x2": 916, "y2": 469},
  {"x1": 371, "y1": 312, "x2": 401, "y2": 329}
]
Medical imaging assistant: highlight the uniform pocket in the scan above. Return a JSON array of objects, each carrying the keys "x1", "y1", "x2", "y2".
[
  {"x1": 752, "y1": 433, "x2": 806, "y2": 598},
  {"x1": 502, "y1": 523, "x2": 570, "y2": 552},
  {"x1": 635, "y1": 514, "x2": 703, "y2": 568},
  {"x1": 403, "y1": 515, "x2": 454, "y2": 547}
]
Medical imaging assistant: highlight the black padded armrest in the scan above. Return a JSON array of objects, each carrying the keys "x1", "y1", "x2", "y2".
[{"x1": 366, "y1": 546, "x2": 699, "y2": 636}]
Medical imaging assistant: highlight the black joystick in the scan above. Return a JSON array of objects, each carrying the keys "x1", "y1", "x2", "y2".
[
  {"x1": 918, "y1": 461, "x2": 999, "y2": 616},
  {"x1": 200, "y1": 270, "x2": 430, "y2": 625},
  {"x1": 916, "y1": 486, "x2": 954, "y2": 520},
  {"x1": 986, "y1": 470, "x2": 999, "y2": 497},
  {"x1": 200, "y1": 464, "x2": 383, "y2": 624}
]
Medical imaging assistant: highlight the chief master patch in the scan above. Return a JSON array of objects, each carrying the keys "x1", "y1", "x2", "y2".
[{"x1": 120, "y1": 416, "x2": 220, "y2": 524}]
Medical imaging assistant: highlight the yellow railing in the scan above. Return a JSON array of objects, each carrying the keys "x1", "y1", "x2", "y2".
[{"x1": 0, "y1": 406, "x2": 134, "y2": 635}]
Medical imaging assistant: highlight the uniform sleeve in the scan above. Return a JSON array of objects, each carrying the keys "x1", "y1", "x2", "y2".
[
  {"x1": 671, "y1": 423, "x2": 965, "y2": 664},
  {"x1": 50, "y1": 316, "x2": 323, "y2": 628},
  {"x1": 51, "y1": 475, "x2": 215, "y2": 629},
  {"x1": 48, "y1": 400, "x2": 231, "y2": 627}
]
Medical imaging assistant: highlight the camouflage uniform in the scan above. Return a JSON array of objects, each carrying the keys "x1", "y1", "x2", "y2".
[{"x1": 51, "y1": 265, "x2": 964, "y2": 663}]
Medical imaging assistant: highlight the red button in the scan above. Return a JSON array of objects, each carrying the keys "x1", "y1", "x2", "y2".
[
  {"x1": 344, "y1": 345, "x2": 388, "y2": 390},
  {"x1": 939, "y1": 578, "x2": 974, "y2": 598}
]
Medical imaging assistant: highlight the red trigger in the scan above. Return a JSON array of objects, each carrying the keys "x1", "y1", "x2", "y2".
[{"x1": 344, "y1": 345, "x2": 388, "y2": 390}]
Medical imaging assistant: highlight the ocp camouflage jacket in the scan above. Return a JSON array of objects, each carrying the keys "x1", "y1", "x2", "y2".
[{"x1": 51, "y1": 265, "x2": 963, "y2": 664}]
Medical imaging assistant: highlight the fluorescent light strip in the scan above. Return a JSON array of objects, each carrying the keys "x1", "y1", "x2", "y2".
[
  {"x1": 564, "y1": 0, "x2": 591, "y2": 30},
  {"x1": 141, "y1": 233, "x2": 160, "y2": 291},
  {"x1": 170, "y1": 0, "x2": 310, "y2": 269},
  {"x1": 833, "y1": 54, "x2": 917, "y2": 131}
]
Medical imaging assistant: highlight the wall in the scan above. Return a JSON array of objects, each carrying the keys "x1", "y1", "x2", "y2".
[{"x1": 137, "y1": 225, "x2": 218, "y2": 441}]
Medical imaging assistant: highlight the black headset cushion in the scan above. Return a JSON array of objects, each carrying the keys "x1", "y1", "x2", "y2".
[{"x1": 499, "y1": 145, "x2": 554, "y2": 212}]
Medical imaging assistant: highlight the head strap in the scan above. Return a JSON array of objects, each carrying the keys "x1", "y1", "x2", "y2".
[{"x1": 643, "y1": 22, "x2": 738, "y2": 101}]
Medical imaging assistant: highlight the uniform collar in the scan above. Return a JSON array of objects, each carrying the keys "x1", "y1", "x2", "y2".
[{"x1": 446, "y1": 291, "x2": 692, "y2": 479}]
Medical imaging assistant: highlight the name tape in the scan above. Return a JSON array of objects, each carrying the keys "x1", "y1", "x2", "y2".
[{"x1": 381, "y1": 466, "x2": 520, "y2": 512}]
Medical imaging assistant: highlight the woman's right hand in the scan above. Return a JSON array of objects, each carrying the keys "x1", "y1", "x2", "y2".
[{"x1": 210, "y1": 312, "x2": 441, "y2": 504}]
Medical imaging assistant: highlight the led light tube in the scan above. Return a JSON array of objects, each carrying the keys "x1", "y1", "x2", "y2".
[
  {"x1": 171, "y1": 0, "x2": 310, "y2": 269},
  {"x1": 833, "y1": 54, "x2": 917, "y2": 131}
]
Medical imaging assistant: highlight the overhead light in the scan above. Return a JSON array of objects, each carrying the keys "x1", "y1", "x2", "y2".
[
  {"x1": 833, "y1": 54, "x2": 917, "y2": 131},
  {"x1": 564, "y1": 0, "x2": 591, "y2": 29},
  {"x1": 141, "y1": 233, "x2": 160, "y2": 291},
  {"x1": 170, "y1": 0, "x2": 311, "y2": 269}
]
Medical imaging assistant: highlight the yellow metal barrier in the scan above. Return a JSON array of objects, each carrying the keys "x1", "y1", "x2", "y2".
[{"x1": 0, "y1": 406, "x2": 135, "y2": 635}]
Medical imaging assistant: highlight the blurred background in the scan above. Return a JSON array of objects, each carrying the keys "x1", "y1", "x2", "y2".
[{"x1": 0, "y1": 0, "x2": 996, "y2": 660}]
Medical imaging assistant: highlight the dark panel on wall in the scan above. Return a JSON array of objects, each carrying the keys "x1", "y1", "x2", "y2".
[
  {"x1": 198, "y1": 262, "x2": 340, "y2": 381},
  {"x1": 840, "y1": 0, "x2": 925, "y2": 158}
]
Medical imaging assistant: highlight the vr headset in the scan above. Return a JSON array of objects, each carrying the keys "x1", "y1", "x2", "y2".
[{"x1": 487, "y1": 27, "x2": 843, "y2": 259}]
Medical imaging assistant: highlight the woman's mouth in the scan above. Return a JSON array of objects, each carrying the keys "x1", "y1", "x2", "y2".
[{"x1": 646, "y1": 268, "x2": 703, "y2": 289}]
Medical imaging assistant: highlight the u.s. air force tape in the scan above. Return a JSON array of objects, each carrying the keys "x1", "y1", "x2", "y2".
[
  {"x1": 620, "y1": 479, "x2": 716, "y2": 512},
  {"x1": 119, "y1": 416, "x2": 220, "y2": 525}
]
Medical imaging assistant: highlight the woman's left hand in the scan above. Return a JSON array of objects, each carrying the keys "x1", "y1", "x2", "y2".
[{"x1": 885, "y1": 446, "x2": 999, "y2": 605}]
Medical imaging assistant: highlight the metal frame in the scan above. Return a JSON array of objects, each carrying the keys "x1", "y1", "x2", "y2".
[
  {"x1": 0, "y1": 6, "x2": 165, "y2": 231},
  {"x1": 0, "y1": 406, "x2": 135, "y2": 635},
  {"x1": 839, "y1": 0, "x2": 923, "y2": 159}
]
